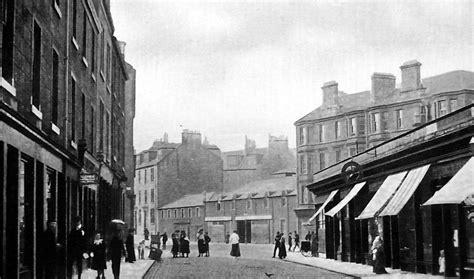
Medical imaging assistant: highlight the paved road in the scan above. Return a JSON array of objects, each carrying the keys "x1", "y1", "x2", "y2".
[{"x1": 144, "y1": 243, "x2": 350, "y2": 279}]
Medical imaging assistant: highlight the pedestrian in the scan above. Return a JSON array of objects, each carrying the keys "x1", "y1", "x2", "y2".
[
  {"x1": 90, "y1": 231, "x2": 107, "y2": 279},
  {"x1": 225, "y1": 232, "x2": 230, "y2": 244},
  {"x1": 204, "y1": 232, "x2": 211, "y2": 257},
  {"x1": 438, "y1": 250, "x2": 445, "y2": 275},
  {"x1": 272, "y1": 231, "x2": 281, "y2": 258},
  {"x1": 294, "y1": 231, "x2": 300, "y2": 252},
  {"x1": 305, "y1": 231, "x2": 311, "y2": 241},
  {"x1": 371, "y1": 235, "x2": 387, "y2": 274},
  {"x1": 197, "y1": 229, "x2": 205, "y2": 257},
  {"x1": 278, "y1": 233, "x2": 287, "y2": 259},
  {"x1": 171, "y1": 232, "x2": 179, "y2": 258},
  {"x1": 229, "y1": 230, "x2": 240, "y2": 258},
  {"x1": 39, "y1": 220, "x2": 60, "y2": 279},
  {"x1": 180, "y1": 230, "x2": 190, "y2": 258},
  {"x1": 311, "y1": 231, "x2": 318, "y2": 257},
  {"x1": 109, "y1": 229, "x2": 126, "y2": 279},
  {"x1": 138, "y1": 240, "x2": 145, "y2": 259},
  {"x1": 161, "y1": 232, "x2": 168, "y2": 250},
  {"x1": 144, "y1": 227, "x2": 149, "y2": 241},
  {"x1": 288, "y1": 232, "x2": 293, "y2": 252},
  {"x1": 67, "y1": 216, "x2": 87, "y2": 279},
  {"x1": 125, "y1": 228, "x2": 136, "y2": 263}
]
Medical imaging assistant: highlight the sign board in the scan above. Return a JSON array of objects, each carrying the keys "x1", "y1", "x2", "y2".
[{"x1": 80, "y1": 173, "x2": 97, "y2": 184}]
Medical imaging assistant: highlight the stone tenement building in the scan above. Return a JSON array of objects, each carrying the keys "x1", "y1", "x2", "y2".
[
  {"x1": 135, "y1": 130, "x2": 224, "y2": 235},
  {"x1": 294, "y1": 60, "x2": 474, "y2": 233},
  {"x1": 222, "y1": 135, "x2": 296, "y2": 192},
  {"x1": 0, "y1": 1, "x2": 136, "y2": 278}
]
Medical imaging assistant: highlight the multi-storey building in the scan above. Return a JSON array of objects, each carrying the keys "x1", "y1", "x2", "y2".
[
  {"x1": 124, "y1": 61, "x2": 136, "y2": 227},
  {"x1": 222, "y1": 135, "x2": 295, "y2": 192},
  {"x1": 294, "y1": 60, "x2": 474, "y2": 233},
  {"x1": 0, "y1": 1, "x2": 134, "y2": 278},
  {"x1": 135, "y1": 130, "x2": 224, "y2": 236},
  {"x1": 205, "y1": 171, "x2": 297, "y2": 244}
]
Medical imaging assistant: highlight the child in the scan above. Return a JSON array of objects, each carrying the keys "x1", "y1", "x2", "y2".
[
  {"x1": 439, "y1": 250, "x2": 445, "y2": 275},
  {"x1": 138, "y1": 240, "x2": 146, "y2": 259},
  {"x1": 90, "y1": 232, "x2": 107, "y2": 279}
]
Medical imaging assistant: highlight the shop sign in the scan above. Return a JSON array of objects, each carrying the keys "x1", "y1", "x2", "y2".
[{"x1": 80, "y1": 173, "x2": 97, "y2": 184}]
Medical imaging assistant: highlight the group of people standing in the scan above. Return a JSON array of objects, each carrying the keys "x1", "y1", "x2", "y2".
[
  {"x1": 272, "y1": 231, "x2": 301, "y2": 259},
  {"x1": 171, "y1": 230, "x2": 190, "y2": 258},
  {"x1": 197, "y1": 229, "x2": 212, "y2": 257}
]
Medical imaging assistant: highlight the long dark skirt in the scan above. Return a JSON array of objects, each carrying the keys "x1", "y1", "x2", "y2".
[
  {"x1": 373, "y1": 250, "x2": 388, "y2": 274},
  {"x1": 230, "y1": 243, "x2": 240, "y2": 257},
  {"x1": 180, "y1": 239, "x2": 190, "y2": 254},
  {"x1": 279, "y1": 243, "x2": 287, "y2": 259},
  {"x1": 171, "y1": 239, "x2": 179, "y2": 257},
  {"x1": 111, "y1": 257, "x2": 121, "y2": 277},
  {"x1": 198, "y1": 239, "x2": 206, "y2": 254}
]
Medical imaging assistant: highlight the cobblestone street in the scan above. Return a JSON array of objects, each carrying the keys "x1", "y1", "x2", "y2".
[{"x1": 144, "y1": 243, "x2": 350, "y2": 279}]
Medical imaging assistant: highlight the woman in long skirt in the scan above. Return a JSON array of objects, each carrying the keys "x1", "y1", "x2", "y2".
[
  {"x1": 90, "y1": 232, "x2": 107, "y2": 279},
  {"x1": 229, "y1": 231, "x2": 240, "y2": 258},
  {"x1": 180, "y1": 231, "x2": 190, "y2": 258},
  {"x1": 278, "y1": 233, "x2": 287, "y2": 259},
  {"x1": 171, "y1": 232, "x2": 179, "y2": 258},
  {"x1": 371, "y1": 235, "x2": 388, "y2": 274},
  {"x1": 197, "y1": 229, "x2": 205, "y2": 257},
  {"x1": 125, "y1": 229, "x2": 136, "y2": 263}
]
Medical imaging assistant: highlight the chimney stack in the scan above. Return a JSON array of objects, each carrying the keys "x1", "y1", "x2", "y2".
[
  {"x1": 321, "y1": 81, "x2": 339, "y2": 107},
  {"x1": 371, "y1": 72, "x2": 396, "y2": 102},
  {"x1": 400, "y1": 60, "x2": 422, "y2": 92}
]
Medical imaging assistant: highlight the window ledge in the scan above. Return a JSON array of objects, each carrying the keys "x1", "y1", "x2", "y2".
[
  {"x1": 53, "y1": 2, "x2": 62, "y2": 18},
  {"x1": 72, "y1": 37, "x2": 79, "y2": 50},
  {"x1": 51, "y1": 122, "x2": 61, "y2": 135},
  {"x1": 0, "y1": 77, "x2": 16, "y2": 96},
  {"x1": 91, "y1": 73, "x2": 96, "y2": 82},
  {"x1": 82, "y1": 56, "x2": 89, "y2": 68},
  {"x1": 70, "y1": 140, "x2": 78, "y2": 149},
  {"x1": 31, "y1": 105, "x2": 43, "y2": 119}
]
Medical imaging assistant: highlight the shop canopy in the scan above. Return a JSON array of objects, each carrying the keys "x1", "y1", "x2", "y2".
[
  {"x1": 423, "y1": 157, "x2": 474, "y2": 206},
  {"x1": 356, "y1": 171, "x2": 407, "y2": 220},
  {"x1": 378, "y1": 165, "x2": 430, "y2": 216},
  {"x1": 304, "y1": 189, "x2": 339, "y2": 225},
  {"x1": 325, "y1": 182, "x2": 366, "y2": 217}
]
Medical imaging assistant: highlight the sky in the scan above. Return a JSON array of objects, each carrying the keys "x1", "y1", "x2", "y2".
[{"x1": 110, "y1": 0, "x2": 473, "y2": 153}]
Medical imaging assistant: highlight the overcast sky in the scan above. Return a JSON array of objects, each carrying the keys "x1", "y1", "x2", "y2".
[{"x1": 111, "y1": 0, "x2": 473, "y2": 153}]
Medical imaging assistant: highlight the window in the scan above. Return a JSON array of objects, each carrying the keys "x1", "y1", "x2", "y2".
[
  {"x1": 81, "y1": 94, "x2": 86, "y2": 139},
  {"x1": 231, "y1": 200, "x2": 235, "y2": 210},
  {"x1": 91, "y1": 32, "x2": 96, "y2": 73},
  {"x1": 150, "y1": 209, "x2": 155, "y2": 224},
  {"x1": 371, "y1": 113, "x2": 380, "y2": 132},
  {"x1": 449, "y1": 99, "x2": 458, "y2": 112},
  {"x1": 144, "y1": 210, "x2": 147, "y2": 228},
  {"x1": 396, "y1": 109, "x2": 403, "y2": 129},
  {"x1": 134, "y1": 210, "x2": 137, "y2": 226},
  {"x1": 307, "y1": 153, "x2": 313, "y2": 174},
  {"x1": 71, "y1": 78, "x2": 76, "y2": 141},
  {"x1": 167, "y1": 210, "x2": 170, "y2": 219},
  {"x1": 138, "y1": 209, "x2": 142, "y2": 225},
  {"x1": 52, "y1": 50, "x2": 59, "y2": 124},
  {"x1": 335, "y1": 149, "x2": 341, "y2": 162},
  {"x1": 82, "y1": 10, "x2": 87, "y2": 59},
  {"x1": 144, "y1": 190, "x2": 147, "y2": 204},
  {"x1": 264, "y1": 197, "x2": 269, "y2": 208},
  {"x1": 335, "y1": 121, "x2": 341, "y2": 139},
  {"x1": 181, "y1": 208, "x2": 185, "y2": 218},
  {"x1": 99, "y1": 101, "x2": 104, "y2": 150},
  {"x1": 151, "y1": 168, "x2": 154, "y2": 181},
  {"x1": 105, "y1": 112, "x2": 110, "y2": 157},
  {"x1": 307, "y1": 125, "x2": 314, "y2": 143},
  {"x1": 1, "y1": 0, "x2": 15, "y2": 83},
  {"x1": 319, "y1": 152, "x2": 326, "y2": 170},
  {"x1": 381, "y1": 112, "x2": 388, "y2": 131},
  {"x1": 138, "y1": 190, "x2": 141, "y2": 204},
  {"x1": 299, "y1": 127, "x2": 307, "y2": 145},
  {"x1": 188, "y1": 208, "x2": 192, "y2": 217},
  {"x1": 281, "y1": 195, "x2": 287, "y2": 207},
  {"x1": 416, "y1": 105, "x2": 427, "y2": 124},
  {"x1": 32, "y1": 21, "x2": 42, "y2": 109},
  {"x1": 106, "y1": 44, "x2": 111, "y2": 84},
  {"x1": 349, "y1": 117, "x2": 356, "y2": 136},
  {"x1": 318, "y1": 125, "x2": 325, "y2": 142},
  {"x1": 299, "y1": 154, "x2": 307, "y2": 174},
  {"x1": 90, "y1": 106, "x2": 94, "y2": 153},
  {"x1": 72, "y1": 0, "x2": 77, "y2": 38},
  {"x1": 247, "y1": 199, "x2": 251, "y2": 209},
  {"x1": 349, "y1": 147, "x2": 357, "y2": 157},
  {"x1": 436, "y1": 100, "x2": 447, "y2": 118},
  {"x1": 151, "y1": 189, "x2": 154, "y2": 203},
  {"x1": 196, "y1": 207, "x2": 200, "y2": 217},
  {"x1": 174, "y1": 209, "x2": 177, "y2": 218},
  {"x1": 217, "y1": 201, "x2": 221, "y2": 211},
  {"x1": 138, "y1": 170, "x2": 141, "y2": 183},
  {"x1": 144, "y1": 169, "x2": 147, "y2": 183}
]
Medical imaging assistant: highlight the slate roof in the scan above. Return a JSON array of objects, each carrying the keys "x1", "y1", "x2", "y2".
[{"x1": 159, "y1": 192, "x2": 215, "y2": 209}]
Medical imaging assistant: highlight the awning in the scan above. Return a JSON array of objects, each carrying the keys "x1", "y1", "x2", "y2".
[
  {"x1": 205, "y1": 216, "x2": 232, "y2": 222},
  {"x1": 378, "y1": 165, "x2": 430, "y2": 216},
  {"x1": 235, "y1": 215, "x2": 272, "y2": 221},
  {"x1": 325, "y1": 182, "x2": 366, "y2": 217},
  {"x1": 304, "y1": 189, "x2": 339, "y2": 225},
  {"x1": 423, "y1": 157, "x2": 474, "y2": 206},
  {"x1": 356, "y1": 171, "x2": 407, "y2": 220}
]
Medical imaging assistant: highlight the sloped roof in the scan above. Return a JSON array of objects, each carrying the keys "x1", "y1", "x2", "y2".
[
  {"x1": 295, "y1": 70, "x2": 474, "y2": 124},
  {"x1": 159, "y1": 192, "x2": 215, "y2": 209}
]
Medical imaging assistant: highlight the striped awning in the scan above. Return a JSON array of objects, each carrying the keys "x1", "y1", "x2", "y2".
[
  {"x1": 378, "y1": 165, "x2": 430, "y2": 216},
  {"x1": 423, "y1": 157, "x2": 474, "y2": 206},
  {"x1": 356, "y1": 171, "x2": 407, "y2": 220},
  {"x1": 325, "y1": 182, "x2": 366, "y2": 217},
  {"x1": 304, "y1": 190, "x2": 339, "y2": 224}
]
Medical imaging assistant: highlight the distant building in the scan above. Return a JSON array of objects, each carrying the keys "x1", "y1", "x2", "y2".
[
  {"x1": 205, "y1": 171, "x2": 297, "y2": 244},
  {"x1": 222, "y1": 135, "x2": 295, "y2": 192},
  {"x1": 294, "y1": 60, "x2": 474, "y2": 233},
  {"x1": 134, "y1": 130, "x2": 223, "y2": 235}
]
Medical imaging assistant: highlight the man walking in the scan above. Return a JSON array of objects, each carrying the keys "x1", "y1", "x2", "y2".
[
  {"x1": 39, "y1": 220, "x2": 60, "y2": 279},
  {"x1": 272, "y1": 231, "x2": 281, "y2": 258},
  {"x1": 161, "y1": 232, "x2": 168, "y2": 250},
  {"x1": 288, "y1": 232, "x2": 293, "y2": 252},
  {"x1": 67, "y1": 216, "x2": 87, "y2": 279},
  {"x1": 294, "y1": 231, "x2": 300, "y2": 252}
]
